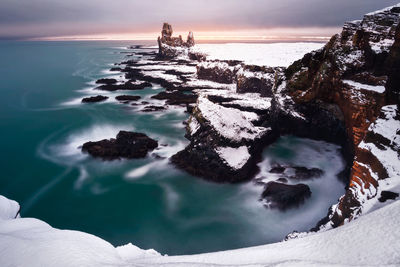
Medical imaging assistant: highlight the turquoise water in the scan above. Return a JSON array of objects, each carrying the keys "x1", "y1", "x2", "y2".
[{"x1": 0, "y1": 41, "x2": 345, "y2": 255}]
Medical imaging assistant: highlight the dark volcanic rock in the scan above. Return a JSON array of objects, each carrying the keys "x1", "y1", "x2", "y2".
[
  {"x1": 170, "y1": 146, "x2": 257, "y2": 183},
  {"x1": 197, "y1": 61, "x2": 237, "y2": 84},
  {"x1": 97, "y1": 81, "x2": 152, "y2": 91},
  {"x1": 151, "y1": 91, "x2": 197, "y2": 105},
  {"x1": 96, "y1": 78, "x2": 118, "y2": 85},
  {"x1": 291, "y1": 167, "x2": 324, "y2": 180},
  {"x1": 276, "y1": 177, "x2": 288, "y2": 183},
  {"x1": 378, "y1": 191, "x2": 399, "y2": 202},
  {"x1": 82, "y1": 131, "x2": 158, "y2": 160},
  {"x1": 82, "y1": 95, "x2": 108, "y2": 103},
  {"x1": 110, "y1": 67, "x2": 123, "y2": 72},
  {"x1": 270, "y1": 165, "x2": 286, "y2": 174},
  {"x1": 141, "y1": 105, "x2": 167, "y2": 112},
  {"x1": 157, "y1": 23, "x2": 195, "y2": 59},
  {"x1": 115, "y1": 95, "x2": 141, "y2": 102},
  {"x1": 261, "y1": 182, "x2": 311, "y2": 210}
]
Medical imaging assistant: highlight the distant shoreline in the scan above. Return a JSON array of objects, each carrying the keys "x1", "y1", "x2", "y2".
[{"x1": 1, "y1": 39, "x2": 329, "y2": 44}]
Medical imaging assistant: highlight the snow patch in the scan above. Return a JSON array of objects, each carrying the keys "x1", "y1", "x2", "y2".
[
  {"x1": 343, "y1": 80, "x2": 385, "y2": 93},
  {"x1": 215, "y1": 146, "x2": 251, "y2": 170},
  {"x1": 192, "y1": 43, "x2": 325, "y2": 67},
  {"x1": 188, "y1": 117, "x2": 201, "y2": 136},
  {"x1": 196, "y1": 96, "x2": 268, "y2": 142},
  {"x1": 0, "y1": 196, "x2": 20, "y2": 220}
]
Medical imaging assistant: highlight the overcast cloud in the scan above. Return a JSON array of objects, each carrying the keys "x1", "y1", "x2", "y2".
[{"x1": 0, "y1": 0, "x2": 399, "y2": 39}]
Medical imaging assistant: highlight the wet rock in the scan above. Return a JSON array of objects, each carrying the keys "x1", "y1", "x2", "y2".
[
  {"x1": 269, "y1": 164, "x2": 286, "y2": 174},
  {"x1": 378, "y1": 191, "x2": 399, "y2": 202},
  {"x1": 261, "y1": 182, "x2": 311, "y2": 210},
  {"x1": 97, "y1": 81, "x2": 152, "y2": 91},
  {"x1": 115, "y1": 95, "x2": 141, "y2": 102},
  {"x1": 170, "y1": 145, "x2": 256, "y2": 183},
  {"x1": 82, "y1": 131, "x2": 158, "y2": 160},
  {"x1": 95, "y1": 78, "x2": 118, "y2": 85},
  {"x1": 110, "y1": 67, "x2": 123, "y2": 72},
  {"x1": 276, "y1": 177, "x2": 288, "y2": 183},
  {"x1": 290, "y1": 167, "x2": 324, "y2": 180},
  {"x1": 82, "y1": 95, "x2": 108, "y2": 103},
  {"x1": 141, "y1": 105, "x2": 167, "y2": 112},
  {"x1": 151, "y1": 91, "x2": 197, "y2": 105}
]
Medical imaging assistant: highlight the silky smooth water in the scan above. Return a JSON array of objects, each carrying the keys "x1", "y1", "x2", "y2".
[{"x1": 0, "y1": 41, "x2": 346, "y2": 255}]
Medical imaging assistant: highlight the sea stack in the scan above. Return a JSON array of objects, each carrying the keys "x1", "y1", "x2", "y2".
[{"x1": 157, "y1": 23, "x2": 195, "y2": 58}]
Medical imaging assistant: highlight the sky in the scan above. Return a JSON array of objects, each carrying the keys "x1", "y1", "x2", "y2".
[{"x1": 0, "y1": 0, "x2": 399, "y2": 40}]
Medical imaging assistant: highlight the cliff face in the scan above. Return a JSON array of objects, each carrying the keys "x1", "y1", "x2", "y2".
[
  {"x1": 285, "y1": 5, "x2": 400, "y2": 227},
  {"x1": 154, "y1": 6, "x2": 400, "y2": 230}
]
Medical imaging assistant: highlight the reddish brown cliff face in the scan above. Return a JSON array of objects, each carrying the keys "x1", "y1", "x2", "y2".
[{"x1": 285, "y1": 6, "x2": 400, "y2": 226}]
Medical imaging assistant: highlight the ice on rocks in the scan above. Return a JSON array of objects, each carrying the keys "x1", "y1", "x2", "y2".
[
  {"x1": 343, "y1": 80, "x2": 386, "y2": 93},
  {"x1": 215, "y1": 146, "x2": 251, "y2": 170}
]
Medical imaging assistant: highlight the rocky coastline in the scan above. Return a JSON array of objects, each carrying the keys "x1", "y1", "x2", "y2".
[{"x1": 83, "y1": 7, "x2": 400, "y2": 235}]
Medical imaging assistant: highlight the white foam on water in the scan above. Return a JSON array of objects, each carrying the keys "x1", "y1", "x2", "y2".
[
  {"x1": 125, "y1": 161, "x2": 163, "y2": 180},
  {"x1": 60, "y1": 97, "x2": 84, "y2": 106},
  {"x1": 74, "y1": 165, "x2": 90, "y2": 190},
  {"x1": 160, "y1": 183, "x2": 180, "y2": 212},
  {"x1": 51, "y1": 123, "x2": 133, "y2": 163}
]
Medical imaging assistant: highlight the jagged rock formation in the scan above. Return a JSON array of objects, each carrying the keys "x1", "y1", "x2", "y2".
[
  {"x1": 171, "y1": 5, "x2": 400, "y2": 227},
  {"x1": 285, "y1": 5, "x2": 400, "y2": 227},
  {"x1": 82, "y1": 131, "x2": 158, "y2": 160},
  {"x1": 98, "y1": 5, "x2": 399, "y2": 231},
  {"x1": 157, "y1": 23, "x2": 195, "y2": 58}
]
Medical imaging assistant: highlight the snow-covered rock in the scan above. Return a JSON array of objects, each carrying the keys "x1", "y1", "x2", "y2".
[{"x1": 0, "y1": 196, "x2": 19, "y2": 220}]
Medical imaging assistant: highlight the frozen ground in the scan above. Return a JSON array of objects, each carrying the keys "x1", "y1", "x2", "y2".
[{"x1": 192, "y1": 43, "x2": 325, "y2": 67}]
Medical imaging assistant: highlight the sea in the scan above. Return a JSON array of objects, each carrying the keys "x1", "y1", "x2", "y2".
[{"x1": 0, "y1": 40, "x2": 345, "y2": 255}]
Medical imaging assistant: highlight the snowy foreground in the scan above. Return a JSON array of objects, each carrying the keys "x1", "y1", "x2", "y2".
[{"x1": 1, "y1": 194, "x2": 399, "y2": 266}]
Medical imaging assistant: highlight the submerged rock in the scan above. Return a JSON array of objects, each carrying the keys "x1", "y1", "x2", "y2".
[
  {"x1": 95, "y1": 78, "x2": 118, "y2": 85},
  {"x1": 115, "y1": 95, "x2": 141, "y2": 102},
  {"x1": 82, "y1": 95, "x2": 108, "y2": 103},
  {"x1": 82, "y1": 131, "x2": 158, "y2": 160},
  {"x1": 291, "y1": 167, "x2": 324, "y2": 180},
  {"x1": 261, "y1": 181, "x2": 311, "y2": 210},
  {"x1": 97, "y1": 81, "x2": 152, "y2": 91},
  {"x1": 141, "y1": 105, "x2": 167, "y2": 112},
  {"x1": 269, "y1": 164, "x2": 286, "y2": 174}
]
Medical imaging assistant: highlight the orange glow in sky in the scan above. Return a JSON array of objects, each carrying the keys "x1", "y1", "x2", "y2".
[{"x1": 31, "y1": 27, "x2": 341, "y2": 42}]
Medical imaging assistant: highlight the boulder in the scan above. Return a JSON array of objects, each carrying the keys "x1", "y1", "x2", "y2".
[
  {"x1": 82, "y1": 95, "x2": 108, "y2": 103},
  {"x1": 378, "y1": 191, "x2": 399, "y2": 202},
  {"x1": 95, "y1": 78, "x2": 118, "y2": 85},
  {"x1": 82, "y1": 131, "x2": 158, "y2": 160},
  {"x1": 97, "y1": 81, "x2": 152, "y2": 91},
  {"x1": 261, "y1": 182, "x2": 311, "y2": 210},
  {"x1": 141, "y1": 105, "x2": 167, "y2": 112},
  {"x1": 290, "y1": 167, "x2": 324, "y2": 180},
  {"x1": 115, "y1": 95, "x2": 141, "y2": 102},
  {"x1": 269, "y1": 164, "x2": 286, "y2": 174}
]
